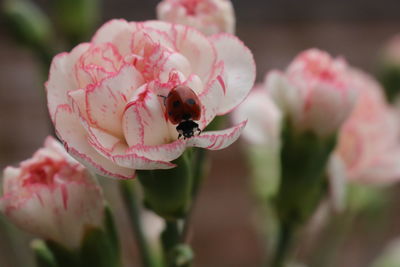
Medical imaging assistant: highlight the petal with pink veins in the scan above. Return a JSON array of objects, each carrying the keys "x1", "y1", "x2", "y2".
[
  {"x1": 158, "y1": 52, "x2": 191, "y2": 83},
  {"x1": 68, "y1": 89, "x2": 87, "y2": 120},
  {"x1": 75, "y1": 43, "x2": 124, "y2": 88},
  {"x1": 183, "y1": 74, "x2": 203, "y2": 95},
  {"x1": 85, "y1": 65, "x2": 144, "y2": 137},
  {"x1": 125, "y1": 120, "x2": 247, "y2": 162},
  {"x1": 187, "y1": 120, "x2": 247, "y2": 150},
  {"x1": 79, "y1": 115, "x2": 175, "y2": 170},
  {"x1": 209, "y1": 33, "x2": 256, "y2": 115},
  {"x1": 54, "y1": 104, "x2": 135, "y2": 179},
  {"x1": 197, "y1": 77, "x2": 225, "y2": 129},
  {"x1": 122, "y1": 84, "x2": 171, "y2": 147},
  {"x1": 46, "y1": 43, "x2": 90, "y2": 121},
  {"x1": 126, "y1": 141, "x2": 187, "y2": 162},
  {"x1": 112, "y1": 154, "x2": 176, "y2": 170},
  {"x1": 92, "y1": 19, "x2": 136, "y2": 45},
  {"x1": 143, "y1": 21, "x2": 217, "y2": 83}
]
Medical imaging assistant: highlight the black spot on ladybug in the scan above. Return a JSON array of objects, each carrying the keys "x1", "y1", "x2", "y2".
[
  {"x1": 182, "y1": 113, "x2": 191, "y2": 120},
  {"x1": 173, "y1": 100, "x2": 181, "y2": 108},
  {"x1": 168, "y1": 111, "x2": 173, "y2": 116},
  {"x1": 186, "y1": 98, "x2": 195, "y2": 105}
]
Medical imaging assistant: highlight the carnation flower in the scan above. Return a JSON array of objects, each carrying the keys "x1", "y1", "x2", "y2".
[
  {"x1": 157, "y1": 0, "x2": 235, "y2": 35},
  {"x1": 268, "y1": 49, "x2": 357, "y2": 137},
  {"x1": 0, "y1": 136, "x2": 104, "y2": 249},
  {"x1": 46, "y1": 19, "x2": 255, "y2": 179}
]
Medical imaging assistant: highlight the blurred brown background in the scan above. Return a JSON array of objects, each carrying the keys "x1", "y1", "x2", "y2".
[{"x1": 1, "y1": 0, "x2": 400, "y2": 266}]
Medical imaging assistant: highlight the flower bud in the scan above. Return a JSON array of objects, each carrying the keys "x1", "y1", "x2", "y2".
[
  {"x1": 268, "y1": 49, "x2": 357, "y2": 138},
  {"x1": 156, "y1": 0, "x2": 235, "y2": 35},
  {"x1": 0, "y1": 136, "x2": 104, "y2": 250}
]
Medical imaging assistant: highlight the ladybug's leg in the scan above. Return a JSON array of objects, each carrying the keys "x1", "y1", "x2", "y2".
[
  {"x1": 196, "y1": 127, "x2": 202, "y2": 136},
  {"x1": 178, "y1": 133, "x2": 182, "y2": 139}
]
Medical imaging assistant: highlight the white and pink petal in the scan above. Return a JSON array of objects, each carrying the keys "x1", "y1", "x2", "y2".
[
  {"x1": 54, "y1": 104, "x2": 135, "y2": 179},
  {"x1": 46, "y1": 43, "x2": 90, "y2": 120},
  {"x1": 209, "y1": 33, "x2": 256, "y2": 114},
  {"x1": 187, "y1": 120, "x2": 247, "y2": 150},
  {"x1": 85, "y1": 65, "x2": 144, "y2": 137},
  {"x1": 122, "y1": 84, "x2": 171, "y2": 146}
]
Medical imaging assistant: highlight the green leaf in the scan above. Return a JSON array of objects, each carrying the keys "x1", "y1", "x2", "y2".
[
  {"x1": 3, "y1": 0, "x2": 53, "y2": 48},
  {"x1": 53, "y1": 0, "x2": 100, "y2": 45}
]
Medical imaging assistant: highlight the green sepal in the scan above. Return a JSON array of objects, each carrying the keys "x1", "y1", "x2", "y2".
[
  {"x1": 53, "y1": 0, "x2": 100, "y2": 45},
  {"x1": 247, "y1": 144, "x2": 281, "y2": 201},
  {"x1": 79, "y1": 205, "x2": 121, "y2": 267},
  {"x1": 43, "y1": 205, "x2": 121, "y2": 267},
  {"x1": 275, "y1": 123, "x2": 337, "y2": 226},
  {"x1": 138, "y1": 151, "x2": 194, "y2": 220},
  {"x1": 31, "y1": 239, "x2": 58, "y2": 267},
  {"x1": 190, "y1": 148, "x2": 210, "y2": 198},
  {"x1": 45, "y1": 241, "x2": 79, "y2": 267}
]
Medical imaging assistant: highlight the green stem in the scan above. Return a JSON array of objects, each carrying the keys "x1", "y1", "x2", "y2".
[
  {"x1": 120, "y1": 180, "x2": 155, "y2": 267},
  {"x1": 162, "y1": 221, "x2": 181, "y2": 253},
  {"x1": 270, "y1": 222, "x2": 295, "y2": 267},
  {"x1": 162, "y1": 220, "x2": 192, "y2": 267}
]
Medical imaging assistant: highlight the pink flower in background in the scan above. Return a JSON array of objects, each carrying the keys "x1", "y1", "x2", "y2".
[
  {"x1": 156, "y1": 0, "x2": 235, "y2": 35},
  {"x1": 0, "y1": 137, "x2": 104, "y2": 249},
  {"x1": 232, "y1": 85, "x2": 282, "y2": 146},
  {"x1": 46, "y1": 19, "x2": 255, "y2": 179},
  {"x1": 268, "y1": 49, "x2": 357, "y2": 137},
  {"x1": 335, "y1": 69, "x2": 400, "y2": 184}
]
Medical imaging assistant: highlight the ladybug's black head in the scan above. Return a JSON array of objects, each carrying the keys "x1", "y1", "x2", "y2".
[{"x1": 176, "y1": 120, "x2": 201, "y2": 139}]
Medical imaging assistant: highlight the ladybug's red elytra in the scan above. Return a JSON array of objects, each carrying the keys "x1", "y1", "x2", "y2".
[{"x1": 160, "y1": 85, "x2": 202, "y2": 139}]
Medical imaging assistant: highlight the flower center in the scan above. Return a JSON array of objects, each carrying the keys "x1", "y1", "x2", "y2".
[
  {"x1": 21, "y1": 158, "x2": 65, "y2": 187},
  {"x1": 180, "y1": 0, "x2": 201, "y2": 15}
]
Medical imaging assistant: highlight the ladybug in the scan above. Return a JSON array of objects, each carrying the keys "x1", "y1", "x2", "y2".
[{"x1": 160, "y1": 85, "x2": 202, "y2": 139}]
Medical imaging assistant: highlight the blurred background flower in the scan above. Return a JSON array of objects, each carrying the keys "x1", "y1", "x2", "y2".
[
  {"x1": 156, "y1": 0, "x2": 235, "y2": 35},
  {"x1": 0, "y1": 136, "x2": 104, "y2": 250},
  {"x1": 335, "y1": 69, "x2": 400, "y2": 185}
]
